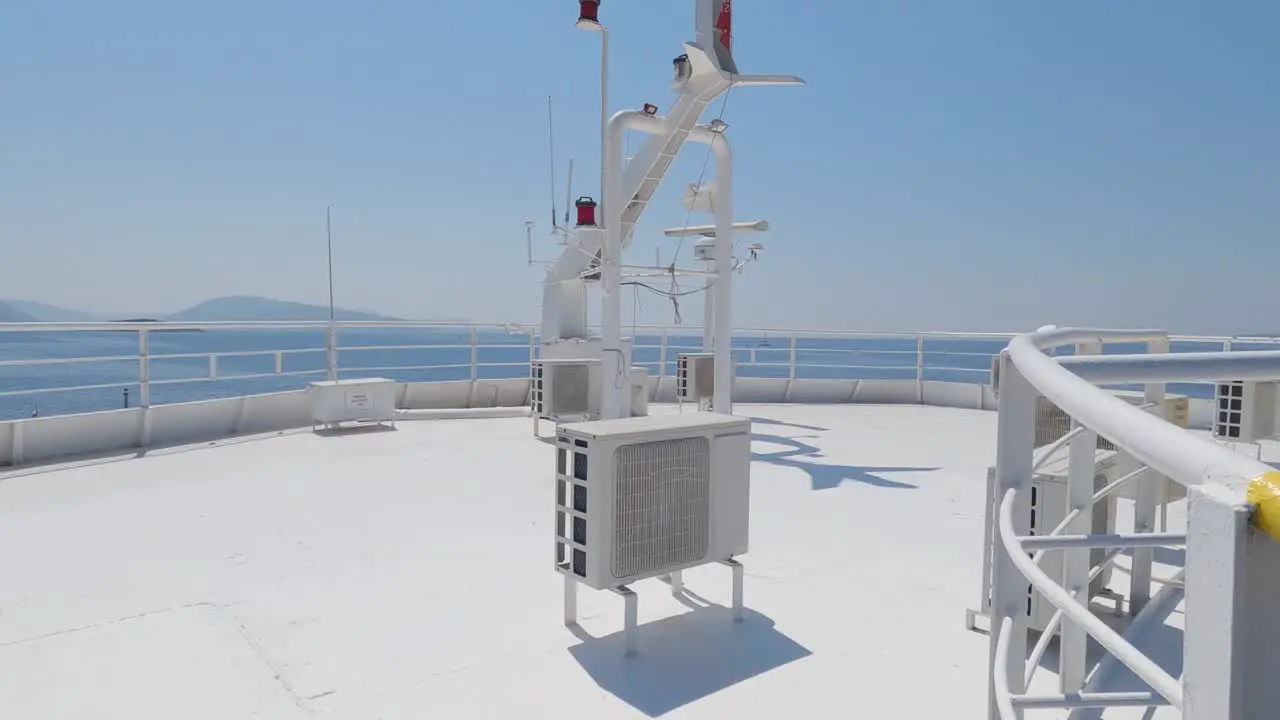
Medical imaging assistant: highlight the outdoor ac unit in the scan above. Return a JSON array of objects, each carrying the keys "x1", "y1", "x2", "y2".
[
  {"x1": 1212, "y1": 380, "x2": 1277, "y2": 443},
  {"x1": 970, "y1": 460, "x2": 1119, "y2": 634},
  {"x1": 553, "y1": 412, "x2": 751, "y2": 591},
  {"x1": 1035, "y1": 390, "x2": 1189, "y2": 450},
  {"x1": 531, "y1": 358, "x2": 599, "y2": 422},
  {"x1": 676, "y1": 352, "x2": 716, "y2": 402}
]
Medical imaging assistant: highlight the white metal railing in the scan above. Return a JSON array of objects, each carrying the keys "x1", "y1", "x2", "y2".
[
  {"x1": 0, "y1": 320, "x2": 1015, "y2": 419},
  {"x1": 988, "y1": 326, "x2": 1280, "y2": 719},
  {"x1": 3, "y1": 319, "x2": 1276, "y2": 422}
]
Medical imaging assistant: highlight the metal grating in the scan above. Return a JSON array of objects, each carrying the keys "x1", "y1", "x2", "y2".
[{"x1": 611, "y1": 436, "x2": 710, "y2": 579}]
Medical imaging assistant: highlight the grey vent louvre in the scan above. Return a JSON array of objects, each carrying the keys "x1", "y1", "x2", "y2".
[{"x1": 611, "y1": 436, "x2": 710, "y2": 578}]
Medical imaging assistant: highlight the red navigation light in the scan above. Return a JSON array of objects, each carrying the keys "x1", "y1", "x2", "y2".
[
  {"x1": 578, "y1": 0, "x2": 600, "y2": 25},
  {"x1": 575, "y1": 197, "x2": 598, "y2": 227}
]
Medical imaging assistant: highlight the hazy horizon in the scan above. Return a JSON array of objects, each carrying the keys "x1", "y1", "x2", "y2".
[{"x1": 4, "y1": 2, "x2": 1277, "y2": 335}]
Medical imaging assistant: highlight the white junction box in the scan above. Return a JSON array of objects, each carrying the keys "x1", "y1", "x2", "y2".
[
  {"x1": 307, "y1": 378, "x2": 397, "y2": 429},
  {"x1": 554, "y1": 412, "x2": 752, "y2": 590},
  {"x1": 629, "y1": 366, "x2": 651, "y2": 417}
]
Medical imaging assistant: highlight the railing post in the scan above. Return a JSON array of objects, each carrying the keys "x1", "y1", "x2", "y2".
[
  {"x1": 788, "y1": 333, "x2": 798, "y2": 380},
  {"x1": 989, "y1": 350, "x2": 1034, "y2": 720},
  {"x1": 470, "y1": 327, "x2": 479, "y2": 381},
  {"x1": 1131, "y1": 336, "x2": 1169, "y2": 614},
  {"x1": 1182, "y1": 484, "x2": 1280, "y2": 720},
  {"x1": 138, "y1": 328, "x2": 151, "y2": 408},
  {"x1": 658, "y1": 329, "x2": 668, "y2": 384},
  {"x1": 916, "y1": 334, "x2": 925, "y2": 403},
  {"x1": 1060, "y1": 340, "x2": 1100, "y2": 692},
  {"x1": 326, "y1": 324, "x2": 338, "y2": 381}
]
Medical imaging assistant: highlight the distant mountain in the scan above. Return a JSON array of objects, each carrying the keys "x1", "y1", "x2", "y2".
[
  {"x1": 0, "y1": 301, "x2": 38, "y2": 322},
  {"x1": 165, "y1": 295, "x2": 403, "y2": 322},
  {"x1": 0, "y1": 299, "x2": 104, "y2": 322}
]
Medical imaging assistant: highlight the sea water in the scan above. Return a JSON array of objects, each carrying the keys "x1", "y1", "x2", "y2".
[{"x1": 0, "y1": 328, "x2": 1233, "y2": 421}]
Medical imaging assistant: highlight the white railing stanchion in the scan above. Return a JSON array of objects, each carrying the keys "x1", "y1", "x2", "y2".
[
  {"x1": 989, "y1": 351, "x2": 1034, "y2": 720},
  {"x1": 325, "y1": 324, "x2": 338, "y2": 381},
  {"x1": 916, "y1": 333, "x2": 925, "y2": 403},
  {"x1": 1131, "y1": 336, "x2": 1169, "y2": 614},
  {"x1": 138, "y1": 328, "x2": 151, "y2": 409},
  {"x1": 1060, "y1": 341, "x2": 1099, "y2": 692}
]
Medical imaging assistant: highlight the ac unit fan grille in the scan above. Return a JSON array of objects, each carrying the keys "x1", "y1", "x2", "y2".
[{"x1": 612, "y1": 436, "x2": 711, "y2": 579}]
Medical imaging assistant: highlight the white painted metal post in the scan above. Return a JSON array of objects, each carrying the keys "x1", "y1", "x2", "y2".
[
  {"x1": 1060, "y1": 341, "x2": 1100, "y2": 692},
  {"x1": 788, "y1": 333, "x2": 798, "y2": 380},
  {"x1": 1182, "y1": 485, "x2": 1248, "y2": 719},
  {"x1": 1131, "y1": 337, "x2": 1169, "y2": 614},
  {"x1": 989, "y1": 351, "x2": 1035, "y2": 720},
  {"x1": 710, "y1": 131, "x2": 733, "y2": 416},
  {"x1": 137, "y1": 329, "x2": 151, "y2": 408},
  {"x1": 468, "y1": 327, "x2": 479, "y2": 381},
  {"x1": 658, "y1": 329, "x2": 668, "y2": 385},
  {"x1": 563, "y1": 574, "x2": 578, "y2": 626},
  {"x1": 916, "y1": 334, "x2": 925, "y2": 403},
  {"x1": 1183, "y1": 484, "x2": 1280, "y2": 720},
  {"x1": 326, "y1": 324, "x2": 338, "y2": 381}
]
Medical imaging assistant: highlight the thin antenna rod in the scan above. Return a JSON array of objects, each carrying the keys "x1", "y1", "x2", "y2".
[
  {"x1": 547, "y1": 96, "x2": 559, "y2": 230},
  {"x1": 564, "y1": 158, "x2": 574, "y2": 228},
  {"x1": 326, "y1": 206, "x2": 335, "y2": 323}
]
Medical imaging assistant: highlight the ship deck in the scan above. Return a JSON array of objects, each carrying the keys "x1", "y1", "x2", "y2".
[{"x1": 0, "y1": 404, "x2": 1185, "y2": 718}]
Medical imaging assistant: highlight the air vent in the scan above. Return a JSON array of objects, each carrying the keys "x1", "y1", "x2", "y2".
[{"x1": 1213, "y1": 380, "x2": 1277, "y2": 443}]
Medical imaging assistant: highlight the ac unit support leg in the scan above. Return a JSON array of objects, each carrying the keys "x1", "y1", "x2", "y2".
[
  {"x1": 563, "y1": 573, "x2": 578, "y2": 626},
  {"x1": 666, "y1": 570, "x2": 684, "y2": 594},
  {"x1": 720, "y1": 558, "x2": 744, "y2": 622},
  {"x1": 611, "y1": 585, "x2": 639, "y2": 656}
]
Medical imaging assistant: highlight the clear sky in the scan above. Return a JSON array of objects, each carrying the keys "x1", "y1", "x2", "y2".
[{"x1": 3, "y1": 1, "x2": 1277, "y2": 333}]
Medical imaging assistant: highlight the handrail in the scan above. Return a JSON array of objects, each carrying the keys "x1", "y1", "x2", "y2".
[
  {"x1": 989, "y1": 326, "x2": 1280, "y2": 719},
  {"x1": 998, "y1": 488, "x2": 1184, "y2": 709},
  {"x1": 0, "y1": 321, "x2": 1021, "y2": 419},
  {"x1": 1008, "y1": 327, "x2": 1272, "y2": 494}
]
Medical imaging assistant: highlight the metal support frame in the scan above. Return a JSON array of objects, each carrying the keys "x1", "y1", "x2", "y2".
[
  {"x1": 1060, "y1": 340, "x2": 1099, "y2": 691},
  {"x1": 990, "y1": 326, "x2": 1280, "y2": 719},
  {"x1": 561, "y1": 557, "x2": 745, "y2": 657},
  {"x1": 989, "y1": 352, "x2": 1034, "y2": 720}
]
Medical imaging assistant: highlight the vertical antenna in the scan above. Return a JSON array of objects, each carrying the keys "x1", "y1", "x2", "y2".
[
  {"x1": 547, "y1": 96, "x2": 559, "y2": 230},
  {"x1": 326, "y1": 206, "x2": 336, "y2": 323}
]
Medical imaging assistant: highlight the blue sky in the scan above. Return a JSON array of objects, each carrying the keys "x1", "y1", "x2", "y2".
[{"x1": 2, "y1": 1, "x2": 1277, "y2": 333}]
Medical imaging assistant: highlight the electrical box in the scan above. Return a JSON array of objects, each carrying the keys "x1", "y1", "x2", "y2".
[
  {"x1": 676, "y1": 353, "x2": 716, "y2": 403},
  {"x1": 1213, "y1": 380, "x2": 1277, "y2": 443},
  {"x1": 307, "y1": 378, "x2": 397, "y2": 428},
  {"x1": 629, "y1": 366, "x2": 650, "y2": 417},
  {"x1": 553, "y1": 413, "x2": 751, "y2": 591}
]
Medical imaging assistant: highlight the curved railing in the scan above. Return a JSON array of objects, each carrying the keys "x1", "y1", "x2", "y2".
[{"x1": 988, "y1": 327, "x2": 1280, "y2": 719}]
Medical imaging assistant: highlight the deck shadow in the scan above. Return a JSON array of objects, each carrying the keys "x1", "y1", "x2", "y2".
[
  {"x1": 311, "y1": 423, "x2": 398, "y2": 438},
  {"x1": 567, "y1": 604, "x2": 811, "y2": 717},
  {"x1": 747, "y1": 416, "x2": 831, "y2": 433},
  {"x1": 751, "y1": 432, "x2": 934, "y2": 491}
]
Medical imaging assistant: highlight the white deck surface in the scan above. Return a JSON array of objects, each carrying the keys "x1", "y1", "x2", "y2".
[{"x1": 0, "y1": 404, "x2": 1186, "y2": 718}]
